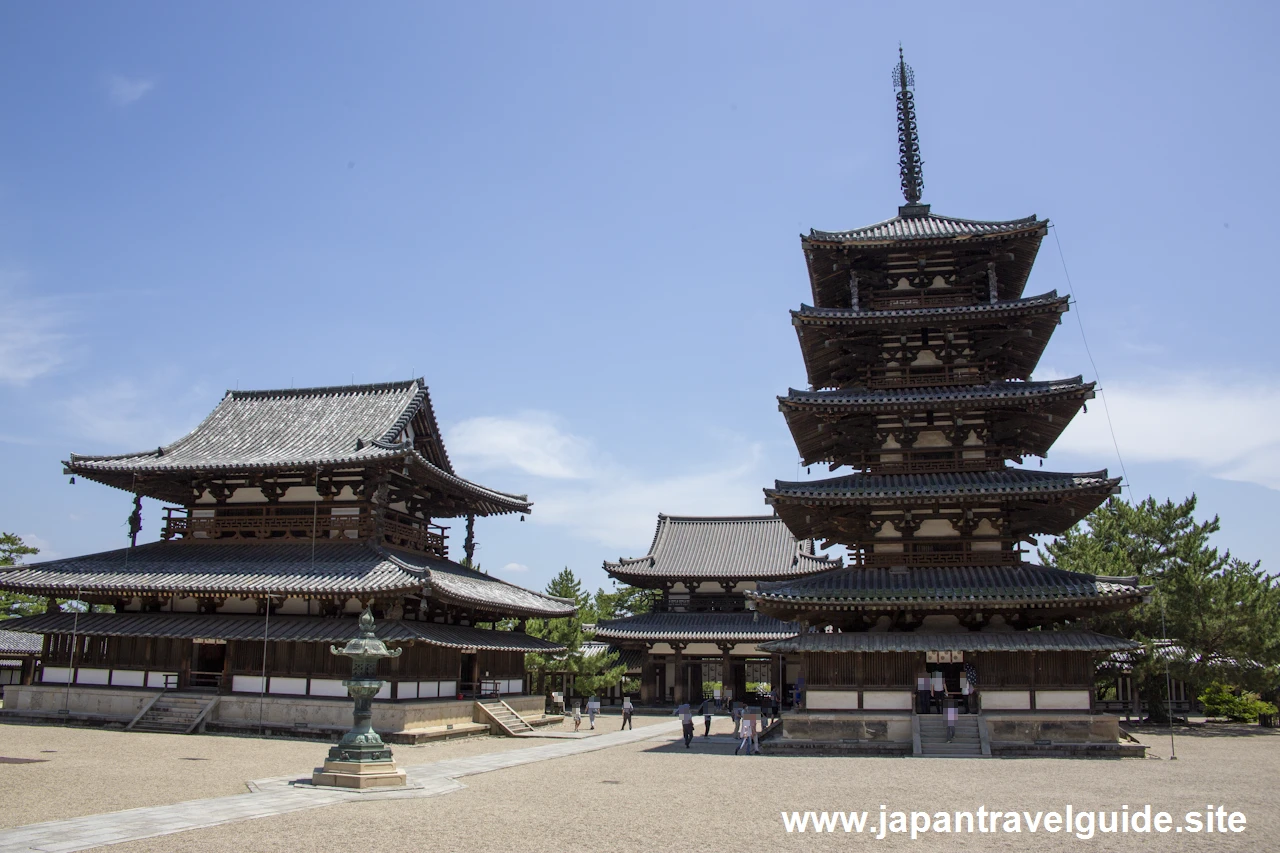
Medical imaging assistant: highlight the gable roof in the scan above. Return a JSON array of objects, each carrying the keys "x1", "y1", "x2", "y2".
[
  {"x1": 65, "y1": 379, "x2": 530, "y2": 516},
  {"x1": 603, "y1": 514, "x2": 839, "y2": 585}
]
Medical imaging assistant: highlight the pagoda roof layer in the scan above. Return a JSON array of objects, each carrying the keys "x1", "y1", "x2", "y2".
[
  {"x1": 603, "y1": 514, "x2": 838, "y2": 586},
  {"x1": 800, "y1": 208, "x2": 1048, "y2": 307},
  {"x1": 66, "y1": 379, "x2": 531, "y2": 516},
  {"x1": 0, "y1": 612, "x2": 565, "y2": 653},
  {"x1": 594, "y1": 611, "x2": 800, "y2": 643},
  {"x1": 0, "y1": 540, "x2": 575, "y2": 619},
  {"x1": 758, "y1": 629, "x2": 1138, "y2": 655},
  {"x1": 806, "y1": 210, "x2": 1046, "y2": 245},
  {"x1": 792, "y1": 291, "x2": 1068, "y2": 327},
  {"x1": 747, "y1": 563, "x2": 1144, "y2": 611},
  {"x1": 780, "y1": 378, "x2": 1095, "y2": 465},
  {"x1": 794, "y1": 293, "x2": 1068, "y2": 389},
  {"x1": 768, "y1": 468, "x2": 1118, "y2": 502},
  {"x1": 767, "y1": 469, "x2": 1120, "y2": 539},
  {"x1": 781, "y1": 377, "x2": 1093, "y2": 411}
]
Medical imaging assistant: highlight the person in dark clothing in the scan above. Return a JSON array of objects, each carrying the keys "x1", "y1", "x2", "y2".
[
  {"x1": 964, "y1": 661, "x2": 980, "y2": 714},
  {"x1": 675, "y1": 703, "x2": 694, "y2": 748},
  {"x1": 621, "y1": 697, "x2": 633, "y2": 730},
  {"x1": 700, "y1": 699, "x2": 713, "y2": 736},
  {"x1": 915, "y1": 666, "x2": 931, "y2": 714}
]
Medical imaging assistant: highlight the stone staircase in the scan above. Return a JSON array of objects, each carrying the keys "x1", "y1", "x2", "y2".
[
  {"x1": 128, "y1": 693, "x2": 219, "y2": 734},
  {"x1": 477, "y1": 698, "x2": 535, "y2": 736},
  {"x1": 917, "y1": 714, "x2": 983, "y2": 758}
]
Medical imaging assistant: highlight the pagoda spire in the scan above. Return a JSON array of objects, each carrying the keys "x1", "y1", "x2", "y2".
[{"x1": 893, "y1": 44, "x2": 924, "y2": 207}]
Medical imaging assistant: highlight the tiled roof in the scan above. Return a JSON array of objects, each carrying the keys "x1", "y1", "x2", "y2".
[
  {"x1": 780, "y1": 377, "x2": 1092, "y2": 410},
  {"x1": 0, "y1": 612, "x2": 565, "y2": 652},
  {"x1": 0, "y1": 627, "x2": 42, "y2": 656},
  {"x1": 767, "y1": 469, "x2": 1119, "y2": 501},
  {"x1": 393, "y1": 549, "x2": 576, "y2": 618},
  {"x1": 603, "y1": 515, "x2": 839, "y2": 582},
  {"x1": 0, "y1": 541, "x2": 575, "y2": 618},
  {"x1": 0, "y1": 541, "x2": 419, "y2": 598},
  {"x1": 805, "y1": 211, "x2": 1045, "y2": 245},
  {"x1": 595, "y1": 611, "x2": 801, "y2": 642},
  {"x1": 747, "y1": 564, "x2": 1144, "y2": 608},
  {"x1": 758, "y1": 629, "x2": 1138, "y2": 654},
  {"x1": 66, "y1": 379, "x2": 530, "y2": 516},
  {"x1": 792, "y1": 291, "x2": 1067, "y2": 326}
]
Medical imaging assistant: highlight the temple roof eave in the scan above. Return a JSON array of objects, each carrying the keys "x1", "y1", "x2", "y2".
[
  {"x1": 778, "y1": 377, "x2": 1093, "y2": 412},
  {"x1": 791, "y1": 291, "x2": 1068, "y2": 326},
  {"x1": 593, "y1": 611, "x2": 801, "y2": 643},
  {"x1": 757, "y1": 629, "x2": 1138, "y2": 655},
  {"x1": 0, "y1": 540, "x2": 575, "y2": 619},
  {"x1": 0, "y1": 612, "x2": 566, "y2": 653}
]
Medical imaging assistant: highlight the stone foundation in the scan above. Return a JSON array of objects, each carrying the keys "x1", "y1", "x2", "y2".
[
  {"x1": 0, "y1": 684, "x2": 542, "y2": 741},
  {"x1": 765, "y1": 711, "x2": 913, "y2": 756},
  {"x1": 984, "y1": 712, "x2": 1145, "y2": 758}
]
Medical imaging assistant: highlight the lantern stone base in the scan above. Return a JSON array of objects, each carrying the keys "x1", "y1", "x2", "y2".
[{"x1": 311, "y1": 759, "x2": 408, "y2": 789}]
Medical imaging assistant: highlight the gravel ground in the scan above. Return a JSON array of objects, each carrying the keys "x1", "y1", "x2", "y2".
[
  {"x1": 6, "y1": 717, "x2": 1278, "y2": 852},
  {"x1": 0, "y1": 710, "x2": 669, "y2": 829}
]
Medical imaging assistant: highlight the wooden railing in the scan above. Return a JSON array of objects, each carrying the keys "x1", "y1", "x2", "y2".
[
  {"x1": 850, "y1": 544, "x2": 1022, "y2": 567},
  {"x1": 652, "y1": 594, "x2": 747, "y2": 613},
  {"x1": 862, "y1": 363, "x2": 991, "y2": 389},
  {"x1": 162, "y1": 506, "x2": 448, "y2": 558},
  {"x1": 868, "y1": 291, "x2": 975, "y2": 311}
]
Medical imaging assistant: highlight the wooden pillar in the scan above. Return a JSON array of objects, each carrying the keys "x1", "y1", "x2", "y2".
[
  {"x1": 21, "y1": 657, "x2": 35, "y2": 686},
  {"x1": 672, "y1": 643, "x2": 686, "y2": 705},
  {"x1": 718, "y1": 643, "x2": 732, "y2": 703},
  {"x1": 640, "y1": 647, "x2": 654, "y2": 704},
  {"x1": 1028, "y1": 651, "x2": 1037, "y2": 710}
]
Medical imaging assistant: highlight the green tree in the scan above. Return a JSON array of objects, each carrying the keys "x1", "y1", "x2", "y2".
[
  {"x1": 1042, "y1": 495, "x2": 1280, "y2": 718},
  {"x1": 0, "y1": 532, "x2": 43, "y2": 618},
  {"x1": 524, "y1": 567, "x2": 626, "y2": 699},
  {"x1": 586, "y1": 583, "x2": 652, "y2": 624}
]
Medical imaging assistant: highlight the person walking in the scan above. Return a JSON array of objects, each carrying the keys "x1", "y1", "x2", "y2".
[
  {"x1": 944, "y1": 694, "x2": 958, "y2": 742},
  {"x1": 621, "y1": 697, "x2": 633, "y2": 730},
  {"x1": 572, "y1": 705, "x2": 582, "y2": 732},
  {"x1": 587, "y1": 697, "x2": 598, "y2": 730},
  {"x1": 675, "y1": 703, "x2": 694, "y2": 748},
  {"x1": 736, "y1": 714, "x2": 755, "y2": 755},
  {"x1": 700, "y1": 698, "x2": 713, "y2": 736}
]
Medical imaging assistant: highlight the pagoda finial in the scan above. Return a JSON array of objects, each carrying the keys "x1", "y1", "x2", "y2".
[{"x1": 893, "y1": 44, "x2": 924, "y2": 207}]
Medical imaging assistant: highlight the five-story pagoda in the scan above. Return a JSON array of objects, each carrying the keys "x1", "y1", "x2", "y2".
[{"x1": 748, "y1": 51, "x2": 1147, "y2": 757}]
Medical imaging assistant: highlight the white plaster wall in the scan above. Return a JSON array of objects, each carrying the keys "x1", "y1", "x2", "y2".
[
  {"x1": 863, "y1": 691, "x2": 912, "y2": 710},
  {"x1": 917, "y1": 519, "x2": 954, "y2": 537},
  {"x1": 1036, "y1": 690, "x2": 1091, "y2": 710},
  {"x1": 982, "y1": 690, "x2": 1032, "y2": 710},
  {"x1": 806, "y1": 690, "x2": 859, "y2": 710}
]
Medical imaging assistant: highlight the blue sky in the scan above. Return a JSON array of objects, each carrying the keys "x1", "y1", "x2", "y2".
[{"x1": 2, "y1": 2, "x2": 1277, "y2": 596}]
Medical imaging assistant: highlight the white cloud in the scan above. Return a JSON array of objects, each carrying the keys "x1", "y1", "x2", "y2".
[
  {"x1": 500, "y1": 562, "x2": 530, "y2": 573},
  {"x1": 106, "y1": 75, "x2": 155, "y2": 106},
  {"x1": 534, "y1": 448, "x2": 768, "y2": 551},
  {"x1": 1053, "y1": 375, "x2": 1280, "y2": 491},
  {"x1": 17, "y1": 532, "x2": 57, "y2": 562},
  {"x1": 450, "y1": 410, "x2": 771, "y2": 551},
  {"x1": 60, "y1": 377, "x2": 212, "y2": 450},
  {"x1": 448, "y1": 411, "x2": 595, "y2": 479},
  {"x1": 0, "y1": 280, "x2": 69, "y2": 385}
]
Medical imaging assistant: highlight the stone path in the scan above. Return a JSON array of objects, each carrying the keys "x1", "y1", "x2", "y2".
[{"x1": 0, "y1": 721, "x2": 684, "y2": 853}]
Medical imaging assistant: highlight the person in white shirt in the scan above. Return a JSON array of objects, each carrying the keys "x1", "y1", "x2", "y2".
[{"x1": 736, "y1": 715, "x2": 755, "y2": 755}]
